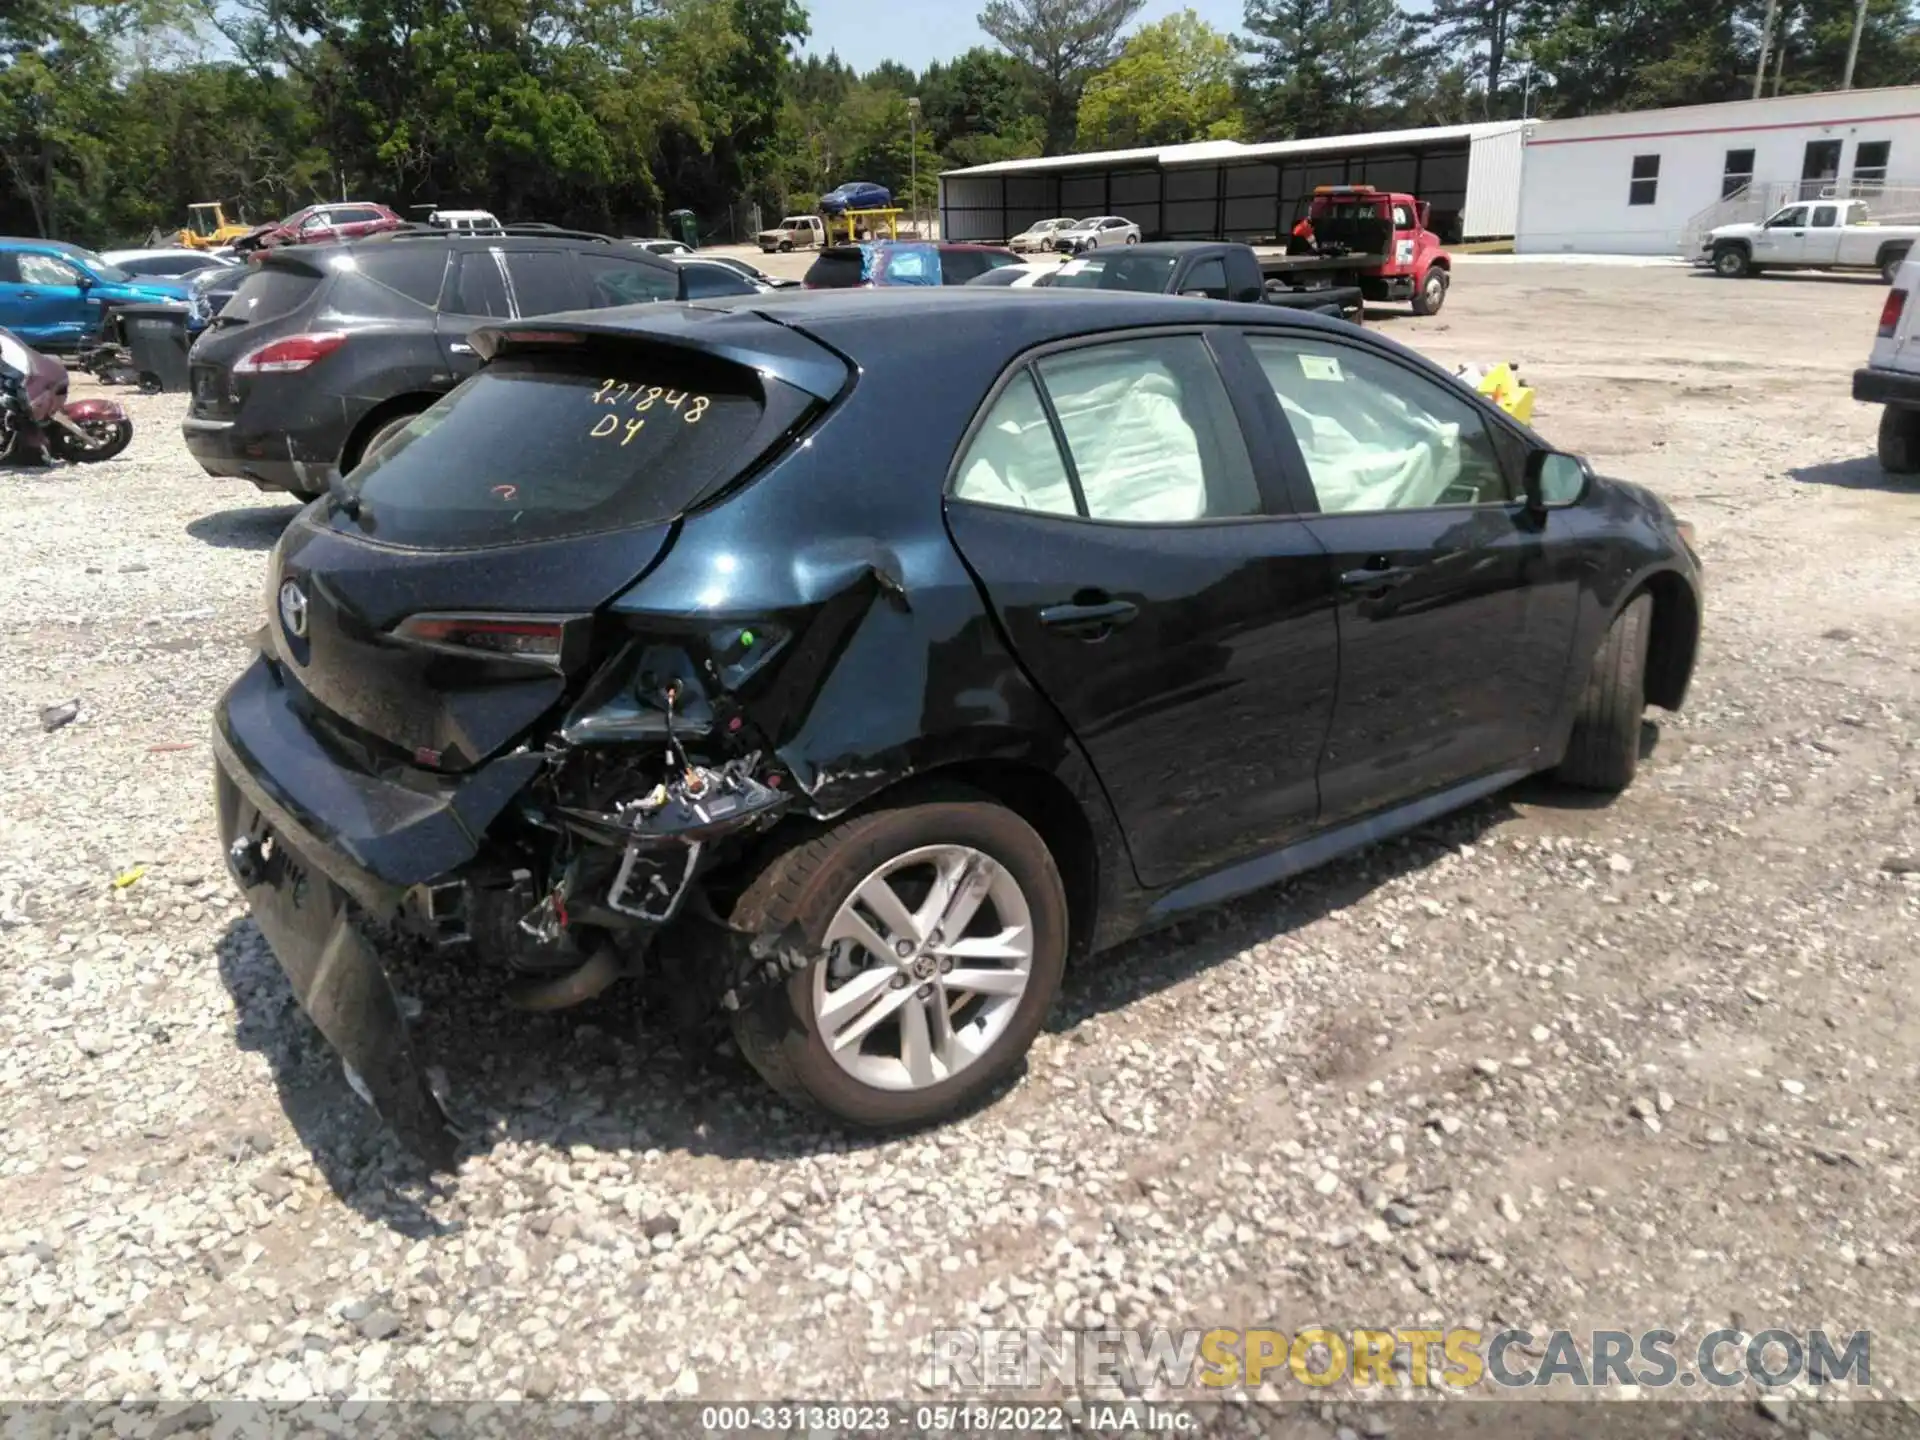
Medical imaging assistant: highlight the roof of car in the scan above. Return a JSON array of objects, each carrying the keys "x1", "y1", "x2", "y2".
[
  {"x1": 1108, "y1": 241, "x2": 1231, "y2": 256},
  {"x1": 263, "y1": 232, "x2": 677, "y2": 267}
]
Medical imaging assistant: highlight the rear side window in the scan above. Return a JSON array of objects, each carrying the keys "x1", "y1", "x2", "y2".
[
  {"x1": 577, "y1": 254, "x2": 677, "y2": 306},
  {"x1": 502, "y1": 251, "x2": 581, "y2": 317},
  {"x1": 450, "y1": 253, "x2": 511, "y2": 318},
  {"x1": 953, "y1": 337, "x2": 1261, "y2": 523},
  {"x1": 940, "y1": 251, "x2": 988, "y2": 284},
  {"x1": 335, "y1": 350, "x2": 816, "y2": 548},
  {"x1": 804, "y1": 251, "x2": 866, "y2": 288},
  {"x1": 358, "y1": 247, "x2": 449, "y2": 307},
  {"x1": 222, "y1": 266, "x2": 323, "y2": 324}
]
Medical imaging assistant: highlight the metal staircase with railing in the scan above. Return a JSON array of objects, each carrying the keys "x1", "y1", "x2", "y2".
[{"x1": 1681, "y1": 178, "x2": 1920, "y2": 255}]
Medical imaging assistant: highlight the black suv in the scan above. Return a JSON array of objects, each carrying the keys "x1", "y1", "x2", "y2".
[{"x1": 182, "y1": 231, "x2": 758, "y2": 498}]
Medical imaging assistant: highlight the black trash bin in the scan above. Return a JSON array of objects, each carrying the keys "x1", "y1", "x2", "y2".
[{"x1": 113, "y1": 303, "x2": 194, "y2": 394}]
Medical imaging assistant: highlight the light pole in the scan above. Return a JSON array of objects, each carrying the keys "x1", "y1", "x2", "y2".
[{"x1": 907, "y1": 97, "x2": 921, "y2": 236}]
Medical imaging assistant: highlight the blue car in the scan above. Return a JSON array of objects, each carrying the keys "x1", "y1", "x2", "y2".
[
  {"x1": 0, "y1": 238, "x2": 196, "y2": 353},
  {"x1": 817, "y1": 182, "x2": 893, "y2": 216}
]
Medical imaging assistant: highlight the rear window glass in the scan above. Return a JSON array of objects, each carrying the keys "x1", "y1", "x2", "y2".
[
  {"x1": 1049, "y1": 253, "x2": 1179, "y2": 294},
  {"x1": 219, "y1": 267, "x2": 321, "y2": 324},
  {"x1": 334, "y1": 351, "x2": 812, "y2": 548},
  {"x1": 358, "y1": 247, "x2": 449, "y2": 307},
  {"x1": 804, "y1": 251, "x2": 866, "y2": 288}
]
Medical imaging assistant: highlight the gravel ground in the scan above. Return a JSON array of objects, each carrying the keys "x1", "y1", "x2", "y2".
[{"x1": 3, "y1": 261, "x2": 1919, "y2": 1424}]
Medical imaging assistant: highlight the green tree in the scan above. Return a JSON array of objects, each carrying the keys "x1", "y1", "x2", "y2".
[
  {"x1": 1076, "y1": 11, "x2": 1243, "y2": 149},
  {"x1": 1241, "y1": 0, "x2": 1336, "y2": 137},
  {"x1": 977, "y1": 0, "x2": 1147, "y2": 152}
]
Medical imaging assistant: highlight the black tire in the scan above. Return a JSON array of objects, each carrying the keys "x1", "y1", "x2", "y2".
[
  {"x1": 1713, "y1": 245, "x2": 1751, "y2": 279},
  {"x1": 1125, "y1": 233, "x2": 1138, "y2": 244},
  {"x1": 779, "y1": 240, "x2": 792, "y2": 253},
  {"x1": 1881, "y1": 247, "x2": 1910, "y2": 284},
  {"x1": 1878, "y1": 406, "x2": 1920, "y2": 474},
  {"x1": 729, "y1": 793, "x2": 1069, "y2": 1129},
  {"x1": 48, "y1": 418, "x2": 132, "y2": 463},
  {"x1": 350, "y1": 411, "x2": 418, "y2": 471},
  {"x1": 1554, "y1": 593, "x2": 1652, "y2": 793},
  {"x1": 1411, "y1": 268, "x2": 1448, "y2": 316}
]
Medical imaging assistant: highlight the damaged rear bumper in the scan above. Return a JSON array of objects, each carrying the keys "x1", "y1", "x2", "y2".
[{"x1": 212, "y1": 656, "x2": 543, "y2": 1167}]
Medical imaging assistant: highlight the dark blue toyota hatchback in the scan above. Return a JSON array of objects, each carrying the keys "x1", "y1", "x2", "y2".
[{"x1": 213, "y1": 289, "x2": 1702, "y2": 1162}]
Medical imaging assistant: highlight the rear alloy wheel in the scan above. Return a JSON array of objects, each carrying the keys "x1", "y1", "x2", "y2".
[
  {"x1": 1412, "y1": 269, "x2": 1448, "y2": 316},
  {"x1": 730, "y1": 797, "x2": 1067, "y2": 1128},
  {"x1": 1125, "y1": 233, "x2": 1138, "y2": 245},
  {"x1": 1554, "y1": 593, "x2": 1652, "y2": 793},
  {"x1": 1878, "y1": 406, "x2": 1920, "y2": 474}
]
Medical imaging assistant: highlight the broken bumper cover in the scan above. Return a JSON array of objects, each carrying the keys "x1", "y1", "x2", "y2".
[{"x1": 212, "y1": 656, "x2": 540, "y2": 1168}]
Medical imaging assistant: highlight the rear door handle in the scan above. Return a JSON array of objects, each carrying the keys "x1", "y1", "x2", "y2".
[
  {"x1": 1039, "y1": 597, "x2": 1139, "y2": 635},
  {"x1": 1339, "y1": 563, "x2": 1417, "y2": 592}
]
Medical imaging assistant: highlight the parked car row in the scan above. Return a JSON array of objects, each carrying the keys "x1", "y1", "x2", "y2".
[{"x1": 1008, "y1": 215, "x2": 1143, "y2": 253}]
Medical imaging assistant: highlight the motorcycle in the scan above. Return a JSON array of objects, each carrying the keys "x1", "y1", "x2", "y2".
[{"x1": 0, "y1": 327, "x2": 134, "y2": 465}]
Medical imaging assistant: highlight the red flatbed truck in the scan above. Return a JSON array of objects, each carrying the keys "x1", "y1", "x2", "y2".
[{"x1": 1251, "y1": 184, "x2": 1453, "y2": 316}]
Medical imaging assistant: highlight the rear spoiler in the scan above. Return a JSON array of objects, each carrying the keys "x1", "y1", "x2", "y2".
[{"x1": 473, "y1": 309, "x2": 852, "y2": 401}]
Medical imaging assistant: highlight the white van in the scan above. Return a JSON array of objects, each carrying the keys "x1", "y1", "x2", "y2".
[{"x1": 428, "y1": 209, "x2": 501, "y2": 233}]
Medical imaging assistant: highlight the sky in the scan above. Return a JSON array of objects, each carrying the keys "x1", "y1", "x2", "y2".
[{"x1": 799, "y1": 0, "x2": 1252, "y2": 74}]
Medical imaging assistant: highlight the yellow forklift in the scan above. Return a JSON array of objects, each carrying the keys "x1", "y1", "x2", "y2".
[{"x1": 175, "y1": 202, "x2": 252, "y2": 250}]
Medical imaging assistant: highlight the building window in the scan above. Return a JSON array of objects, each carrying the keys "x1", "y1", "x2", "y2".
[
  {"x1": 1856, "y1": 140, "x2": 1891, "y2": 193},
  {"x1": 1722, "y1": 148, "x2": 1756, "y2": 199},
  {"x1": 1629, "y1": 155, "x2": 1660, "y2": 207}
]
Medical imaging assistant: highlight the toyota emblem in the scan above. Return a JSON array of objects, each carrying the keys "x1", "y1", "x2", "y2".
[{"x1": 278, "y1": 579, "x2": 309, "y2": 639}]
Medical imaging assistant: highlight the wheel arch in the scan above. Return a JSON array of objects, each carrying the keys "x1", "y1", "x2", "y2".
[
  {"x1": 341, "y1": 390, "x2": 440, "y2": 470},
  {"x1": 1877, "y1": 240, "x2": 1911, "y2": 268},
  {"x1": 1629, "y1": 567, "x2": 1701, "y2": 711},
  {"x1": 720, "y1": 756, "x2": 1116, "y2": 964}
]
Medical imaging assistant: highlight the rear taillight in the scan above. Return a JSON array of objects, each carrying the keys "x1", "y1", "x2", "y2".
[
  {"x1": 232, "y1": 331, "x2": 347, "y2": 374},
  {"x1": 392, "y1": 613, "x2": 573, "y2": 668},
  {"x1": 1880, "y1": 289, "x2": 1907, "y2": 338}
]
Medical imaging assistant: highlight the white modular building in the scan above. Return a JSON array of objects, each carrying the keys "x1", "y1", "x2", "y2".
[
  {"x1": 1516, "y1": 85, "x2": 1920, "y2": 255},
  {"x1": 938, "y1": 121, "x2": 1527, "y2": 247}
]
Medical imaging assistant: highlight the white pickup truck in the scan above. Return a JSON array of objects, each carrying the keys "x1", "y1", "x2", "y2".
[
  {"x1": 756, "y1": 215, "x2": 825, "y2": 253},
  {"x1": 1704, "y1": 198, "x2": 1920, "y2": 282},
  {"x1": 1854, "y1": 252, "x2": 1920, "y2": 474}
]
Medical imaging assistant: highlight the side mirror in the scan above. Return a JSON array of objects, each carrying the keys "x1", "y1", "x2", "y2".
[
  {"x1": 1524, "y1": 450, "x2": 1590, "y2": 513},
  {"x1": 75, "y1": 272, "x2": 94, "y2": 290}
]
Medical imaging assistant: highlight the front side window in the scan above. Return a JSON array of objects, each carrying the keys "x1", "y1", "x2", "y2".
[
  {"x1": 577, "y1": 254, "x2": 676, "y2": 307},
  {"x1": 1181, "y1": 257, "x2": 1229, "y2": 299},
  {"x1": 1629, "y1": 155, "x2": 1660, "y2": 207},
  {"x1": 1768, "y1": 205, "x2": 1810, "y2": 228},
  {"x1": 1248, "y1": 335, "x2": 1511, "y2": 514},
  {"x1": 18, "y1": 253, "x2": 81, "y2": 286}
]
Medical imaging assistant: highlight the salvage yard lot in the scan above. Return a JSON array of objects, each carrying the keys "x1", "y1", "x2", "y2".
[{"x1": 2, "y1": 260, "x2": 1919, "y2": 1410}]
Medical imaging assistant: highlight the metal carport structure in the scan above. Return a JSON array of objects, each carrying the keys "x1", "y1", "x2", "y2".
[{"x1": 939, "y1": 122, "x2": 1524, "y2": 247}]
